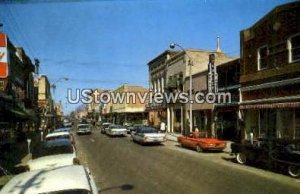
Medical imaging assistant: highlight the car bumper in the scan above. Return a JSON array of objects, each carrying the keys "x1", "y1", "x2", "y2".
[
  {"x1": 77, "y1": 130, "x2": 91, "y2": 134},
  {"x1": 110, "y1": 131, "x2": 127, "y2": 136}
]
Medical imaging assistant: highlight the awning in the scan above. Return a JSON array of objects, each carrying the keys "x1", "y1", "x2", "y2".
[{"x1": 240, "y1": 102, "x2": 300, "y2": 109}]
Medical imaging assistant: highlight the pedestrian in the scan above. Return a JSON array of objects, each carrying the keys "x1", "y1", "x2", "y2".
[{"x1": 160, "y1": 121, "x2": 166, "y2": 133}]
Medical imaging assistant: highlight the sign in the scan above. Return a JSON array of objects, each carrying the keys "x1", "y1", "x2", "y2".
[{"x1": 0, "y1": 33, "x2": 8, "y2": 78}]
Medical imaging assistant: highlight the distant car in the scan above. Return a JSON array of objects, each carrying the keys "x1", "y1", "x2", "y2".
[
  {"x1": 0, "y1": 165, "x2": 98, "y2": 194},
  {"x1": 45, "y1": 131, "x2": 75, "y2": 144},
  {"x1": 77, "y1": 124, "x2": 92, "y2": 135},
  {"x1": 127, "y1": 123, "x2": 144, "y2": 134},
  {"x1": 101, "y1": 122, "x2": 112, "y2": 134},
  {"x1": 105, "y1": 125, "x2": 127, "y2": 136},
  {"x1": 178, "y1": 132, "x2": 226, "y2": 152},
  {"x1": 63, "y1": 122, "x2": 72, "y2": 128},
  {"x1": 131, "y1": 126, "x2": 166, "y2": 144}
]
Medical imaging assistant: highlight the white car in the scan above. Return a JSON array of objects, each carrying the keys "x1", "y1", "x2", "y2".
[
  {"x1": 28, "y1": 139, "x2": 77, "y2": 171},
  {"x1": 101, "y1": 122, "x2": 112, "y2": 134},
  {"x1": 77, "y1": 124, "x2": 92, "y2": 135},
  {"x1": 105, "y1": 125, "x2": 127, "y2": 136},
  {"x1": 131, "y1": 126, "x2": 166, "y2": 144},
  {"x1": 26, "y1": 154, "x2": 79, "y2": 171},
  {"x1": 0, "y1": 165, "x2": 98, "y2": 194}
]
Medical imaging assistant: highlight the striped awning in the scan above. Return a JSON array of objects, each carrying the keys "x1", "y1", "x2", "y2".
[{"x1": 240, "y1": 102, "x2": 300, "y2": 109}]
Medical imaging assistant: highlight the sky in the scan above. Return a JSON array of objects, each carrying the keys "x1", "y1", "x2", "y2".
[{"x1": 0, "y1": 0, "x2": 294, "y2": 114}]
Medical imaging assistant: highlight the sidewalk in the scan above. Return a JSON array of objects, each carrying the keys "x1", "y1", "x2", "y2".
[
  {"x1": 165, "y1": 132, "x2": 181, "y2": 142},
  {"x1": 0, "y1": 131, "x2": 41, "y2": 174}
]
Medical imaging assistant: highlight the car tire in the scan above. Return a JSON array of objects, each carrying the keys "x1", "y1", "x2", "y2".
[
  {"x1": 196, "y1": 145, "x2": 202, "y2": 153},
  {"x1": 288, "y1": 165, "x2": 300, "y2": 178},
  {"x1": 236, "y1": 153, "x2": 247, "y2": 164}
]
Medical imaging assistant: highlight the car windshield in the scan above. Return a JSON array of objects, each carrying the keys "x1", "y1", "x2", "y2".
[
  {"x1": 141, "y1": 127, "x2": 158, "y2": 133},
  {"x1": 78, "y1": 125, "x2": 90, "y2": 129},
  {"x1": 34, "y1": 141, "x2": 73, "y2": 158},
  {"x1": 111, "y1": 125, "x2": 123, "y2": 129},
  {"x1": 46, "y1": 135, "x2": 70, "y2": 141}
]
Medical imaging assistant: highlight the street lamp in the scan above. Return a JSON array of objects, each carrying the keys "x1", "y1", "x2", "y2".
[
  {"x1": 169, "y1": 43, "x2": 193, "y2": 134},
  {"x1": 51, "y1": 77, "x2": 69, "y2": 95}
]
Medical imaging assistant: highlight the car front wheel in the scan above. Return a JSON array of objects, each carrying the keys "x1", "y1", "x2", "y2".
[
  {"x1": 236, "y1": 153, "x2": 247, "y2": 164},
  {"x1": 288, "y1": 165, "x2": 300, "y2": 178},
  {"x1": 196, "y1": 145, "x2": 202, "y2": 153}
]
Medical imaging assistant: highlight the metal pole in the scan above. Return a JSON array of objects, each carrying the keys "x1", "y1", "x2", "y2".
[{"x1": 189, "y1": 59, "x2": 193, "y2": 133}]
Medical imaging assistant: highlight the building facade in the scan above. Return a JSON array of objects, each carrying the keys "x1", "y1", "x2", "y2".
[
  {"x1": 166, "y1": 48, "x2": 235, "y2": 135},
  {"x1": 0, "y1": 33, "x2": 38, "y2": 144},
  {"x1": 146, "y1": 50, "x2": 178, "y2": 128},
  {"x1": 102, "y1": 85, "x2": 148, "y2": 125},
  {"x1": 239, "y1": 2, "x2": 300, "y2": 141}
]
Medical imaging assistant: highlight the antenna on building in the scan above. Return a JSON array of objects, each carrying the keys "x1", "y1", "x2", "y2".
[{"x1": 216, "y1": 36, "x2": 221, "y2": 52}]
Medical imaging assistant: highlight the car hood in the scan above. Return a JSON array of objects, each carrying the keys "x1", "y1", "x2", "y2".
[{"x1": 27, "y1": 154, "x2": 75, "y2": 171}]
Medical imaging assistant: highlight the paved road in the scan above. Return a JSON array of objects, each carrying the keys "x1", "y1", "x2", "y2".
[{"x1": 74, "y1": 129, "x2": 300, "y2": 194}]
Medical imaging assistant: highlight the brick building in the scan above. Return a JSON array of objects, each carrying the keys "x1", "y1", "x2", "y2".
[{"x1": 239, "y1": 1, "x2": 300, "y2": 141}]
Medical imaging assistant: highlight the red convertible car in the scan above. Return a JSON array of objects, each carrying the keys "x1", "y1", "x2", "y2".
[{"x1": 178, "y1": 132, "x2": 226, "y2": 152}]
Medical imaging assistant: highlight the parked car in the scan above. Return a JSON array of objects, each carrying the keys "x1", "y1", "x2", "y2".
[
  {"x1": 231, "y1": 138, "x2": 300, "y2": 178},
  {"x1": 77, "y1": 124, "x2": 92, "y2": 135},
  {"x1": 131, "y1": 126, "x2": 166, "y2": 144},
  {"x1": 63, "y1": 122, "x2": 72, "y2": 128},
  {"x1": 178, "y1": 132, "x2": 226, "y2": 152},
  {"x1": 101, "y1": 122, "x2": 112, "y2": 134},
  {"x1": 26, "y1": 153, "x2": 79, "y2": 171},
  {"x1": 0, "y1": 165, "x2": 98, "y2": 194},
  {"x1": 28, "y1": 139, "x2": 78, "y2": 171},
  {"x1": 45, "y1": 131, "x2": 74, "y2": 144},
  {"x1": 105, "y1": 125, "x2": 127, "y2": 136},
  {"x1": 127, "y1": 123, "x2": 144, "y2": 134}
]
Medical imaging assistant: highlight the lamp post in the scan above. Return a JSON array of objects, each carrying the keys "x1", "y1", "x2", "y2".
[
  {"x1": 51, "y1": 77, "x2": 69, "y2": 95},
  {"x1": 169, "y1": 43, "x2": 193, "y2": 134}
]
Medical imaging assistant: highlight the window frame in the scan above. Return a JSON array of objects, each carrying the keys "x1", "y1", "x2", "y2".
[
  {"x1": 257, "y1": 45, "x2": 269, "y2": 71},
  {"x1": 288, "y1": 33, "x2": 300, "y2": 63}
]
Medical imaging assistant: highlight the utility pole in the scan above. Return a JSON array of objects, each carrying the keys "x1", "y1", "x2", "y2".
[{"x1": 34, "y1": 58, "x2": 40, "y2": 75}]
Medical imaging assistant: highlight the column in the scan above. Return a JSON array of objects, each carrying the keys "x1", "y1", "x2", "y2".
[{"x1": 167, "y1": 106, "x2": 171, "y2": 132}]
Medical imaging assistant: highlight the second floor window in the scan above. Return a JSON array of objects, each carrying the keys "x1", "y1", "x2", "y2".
[
  {"x1": 257, "y1": 46, "x2": 268, "y2": 70},
  {"x1": 288, "y1": 34, "x2": 300, "y2": 63}
]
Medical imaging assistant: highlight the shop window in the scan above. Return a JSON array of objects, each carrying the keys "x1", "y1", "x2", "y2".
[
  {"x1": 278, "y1": 110, "x2": 294, "y2": 139},
  {"x1": 288, "y1": 34, "x2": 300, "y2": 63},
  {"x1": 257, "y1": 45, "x2": 268, "y2": 70}
]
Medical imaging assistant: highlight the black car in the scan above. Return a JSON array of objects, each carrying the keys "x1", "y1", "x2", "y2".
[{"x1": 231, "y1": 138, "x2": 300, "y2": 178}]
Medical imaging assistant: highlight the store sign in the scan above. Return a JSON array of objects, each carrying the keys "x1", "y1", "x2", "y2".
[{"x1": 0, "y1": 33, "x2": 8, "y2": 78}]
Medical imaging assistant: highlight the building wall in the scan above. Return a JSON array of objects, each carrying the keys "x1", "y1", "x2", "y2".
[
  {"x1": 240, "y1": 1, "x2": 300, "y2": 84},
  {"x1": 240, "y1": 2, "x2": 300, "y2": 141}
]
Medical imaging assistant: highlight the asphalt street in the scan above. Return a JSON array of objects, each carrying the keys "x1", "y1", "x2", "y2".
[{"x1": 74, "y1": 128, "x2": 300, "y2": 194}]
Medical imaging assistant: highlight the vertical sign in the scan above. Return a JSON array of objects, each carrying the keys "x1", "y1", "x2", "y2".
[{"x1": 0, "y1": 33, "x2": 8, "y2": 78}]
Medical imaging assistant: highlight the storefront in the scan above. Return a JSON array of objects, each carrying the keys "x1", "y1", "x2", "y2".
[{"x1": 241, "y1": 103, "x2": 300, "y2": 141}]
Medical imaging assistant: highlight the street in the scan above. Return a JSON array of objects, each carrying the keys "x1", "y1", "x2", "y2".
[{"x1": 75, "y1": 128, "x2": 300, "y2": 194}]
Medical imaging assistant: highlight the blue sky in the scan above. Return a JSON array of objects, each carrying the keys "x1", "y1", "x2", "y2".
[{"x1": 0, "y1": 0, "x2": 294, "y2": 114}]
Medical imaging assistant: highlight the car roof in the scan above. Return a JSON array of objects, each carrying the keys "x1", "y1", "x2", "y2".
[
  {"x1": 46, "y1": 132, "x2": 70, "y2": 138},
  {"x1": 0, "y1": 165, "x2": 92, "y2": 194},
  {"x1": 44, "y1": 139, "x2": 72, "y2": 147},
  {"x1": 78, "y1": 124, "x2": 90, "y2": 126}
]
